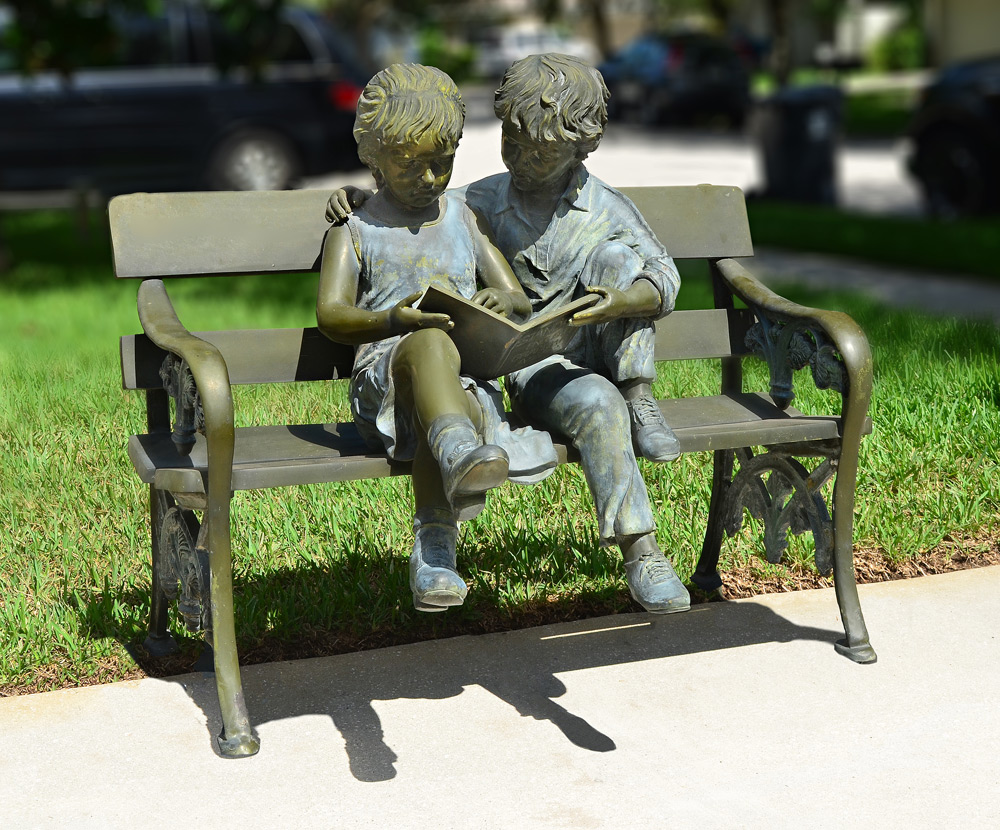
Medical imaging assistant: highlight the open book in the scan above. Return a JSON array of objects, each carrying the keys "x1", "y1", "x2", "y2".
[{"x1": 415, "y1": 284, "x2": 599, "y2": 379}]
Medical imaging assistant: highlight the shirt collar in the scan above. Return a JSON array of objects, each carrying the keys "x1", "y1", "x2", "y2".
[{"x1": 498, "y1": 164, "x2": 592, "y2": 217}]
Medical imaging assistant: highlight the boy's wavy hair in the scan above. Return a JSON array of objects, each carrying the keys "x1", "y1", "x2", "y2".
[
  {"x1": 494, "y1": 53, "x2": 608, "y2": 157},
  {"x1": 354, "y1": 63, "x2": 465, "y2": 175}
]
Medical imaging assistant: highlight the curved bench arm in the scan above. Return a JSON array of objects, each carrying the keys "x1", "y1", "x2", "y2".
[
  {"x1": 136, "y1": 278, "x2": 256, "y2": 753},
  {"x1": 715, "y1": 257, "x2": 873, "y2": 425},
  {"x1": 137, "y1": 278, "x2": 235, "y2": 471},
  {"x1": 716, "y1": 257, "x2": 876, "y2": 661}
]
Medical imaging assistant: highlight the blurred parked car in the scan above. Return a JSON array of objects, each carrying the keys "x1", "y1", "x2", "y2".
[
  {"x1": 905, "y1": 55, "x2": 1000, "y2": 218},
  {"x1": 599, "y1": 32, "x2": 751, "y2": 128},
  {"x1": 473, "y1": 24, "x2": 598, "y2": 79},
  {"x1": 0, "y1": 3, "x2": 370, "y2": 194}
]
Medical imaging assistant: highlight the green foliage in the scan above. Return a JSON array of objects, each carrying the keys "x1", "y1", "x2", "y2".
[
  {"x1": 1, "y1": 0, "x2": 289, "y2": 79},
  {"x1": 867, "y1": 22, "x2": 926, "y2": 72},
  {"x1": 2, "y1": 209, "x2": 998, "y2": 691},
  {"x1": 1, "y1": 0, "x2": 150, "y2": 76},
  {"x1": 418, "y1": 27, "x2": 476, "y2": 85}
]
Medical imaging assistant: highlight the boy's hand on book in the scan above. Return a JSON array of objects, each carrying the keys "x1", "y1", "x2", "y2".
[
  {"x1": 571, "y1": 279, "x2": 662, "y2": 326},
  {"x1": 471, "y1": 288, "x2": 515, "y2": 318},
  {"x1": 389, "y1": 291, "x2": 453, "y2": 333},
  {"x1": 325, "y1": 186, "x2": 370, "y2": 224},
  {"x1": 570, "y1": 286, "x2": 629, "y2": 326}
]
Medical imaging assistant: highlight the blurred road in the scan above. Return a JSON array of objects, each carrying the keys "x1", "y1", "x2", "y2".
[{"x1": 306, "y1": 85, "x2": 922, "y2": 218}]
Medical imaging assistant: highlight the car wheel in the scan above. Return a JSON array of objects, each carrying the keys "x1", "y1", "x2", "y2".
[
  {"x1": 207, "y1": 129, "x2": 300, "y2": 191},
  {"x1": 916, "y1": 129, "x2": 990, "y2": 219}
]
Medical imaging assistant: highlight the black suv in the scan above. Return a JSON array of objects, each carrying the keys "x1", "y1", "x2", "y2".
[
  {"x1": 599, "y1": 32, "x2": 751, "y2": 128},
  {"x1": 905, "y1": 55, "x2": 1000, "y2": 218},
  {"x1": 0, "y1": 3, "x2": 370, "y2": 194}
]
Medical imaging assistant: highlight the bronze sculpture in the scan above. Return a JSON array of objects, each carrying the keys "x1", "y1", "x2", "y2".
[{"x1": 327, "y1": 55, "x2": 690, "y2": 614}]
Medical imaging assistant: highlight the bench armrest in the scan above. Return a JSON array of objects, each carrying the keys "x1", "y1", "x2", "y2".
[
  {"x1": 137, "y1": 278, "x2": 235, "y2": 484},
  {"x1": 715, "y1": 257, "x2": 872, "y2": 451}
]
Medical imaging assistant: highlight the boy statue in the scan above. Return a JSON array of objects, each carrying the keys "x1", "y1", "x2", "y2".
[{"x1": 330, "y1": 54, "x2": 689, "y2": 614}]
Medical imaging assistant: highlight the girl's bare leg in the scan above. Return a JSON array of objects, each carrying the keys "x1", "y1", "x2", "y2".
[{"x1": 392, "y1": 329, "x2": 508, "y2": 610}]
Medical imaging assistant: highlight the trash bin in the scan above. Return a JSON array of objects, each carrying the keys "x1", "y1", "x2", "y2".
[{"x1": 755, "y1": 85, "x2": 843, "y2": 204}]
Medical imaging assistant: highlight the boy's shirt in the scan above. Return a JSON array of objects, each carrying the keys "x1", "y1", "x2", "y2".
[{"x1": 460, "y1": 165, "x2": 680, "y2": 319}]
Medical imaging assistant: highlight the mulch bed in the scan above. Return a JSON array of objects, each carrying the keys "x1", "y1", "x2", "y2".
[{"x1": 718, "y1": 530, "x2": 1000, "y2": 599}]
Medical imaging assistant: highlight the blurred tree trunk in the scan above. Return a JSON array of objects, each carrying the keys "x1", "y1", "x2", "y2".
[
  {"x1": 582, "y1": 0, "x2": 612, "y2": 60},
  {"x1": 764, "y1": 0, "x2": 792, "y2": 87}
]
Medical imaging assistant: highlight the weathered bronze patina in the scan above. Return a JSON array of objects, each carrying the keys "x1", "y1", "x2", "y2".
[{"x1": 110, "y1": 56, "x2": 875, "y2": 759}]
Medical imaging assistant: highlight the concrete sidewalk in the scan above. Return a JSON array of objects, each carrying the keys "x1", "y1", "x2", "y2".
[{"x1": 2, "y1": 567, "x2": 998, "y2": 829}]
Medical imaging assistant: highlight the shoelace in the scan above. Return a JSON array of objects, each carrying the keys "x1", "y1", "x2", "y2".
[
  {"x1": 636, "y1": 551, "x2": 675, "y2": 581},
  {"x1": 630, "y1": 396, "x2": 663, "y2": 426}
]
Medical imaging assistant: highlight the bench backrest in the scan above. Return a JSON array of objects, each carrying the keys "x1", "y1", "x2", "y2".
[{"x1": 113, "y1": 185, "x2": 755, "y2": 390}]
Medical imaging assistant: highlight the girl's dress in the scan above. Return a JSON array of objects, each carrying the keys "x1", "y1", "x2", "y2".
[{"x1": 345, "y1": 191, "x2": 556, "y2": 483}]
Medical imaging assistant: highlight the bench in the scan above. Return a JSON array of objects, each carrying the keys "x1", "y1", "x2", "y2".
[{"x1": 110, "y1": 184, "x2": 876, "y2": 758}]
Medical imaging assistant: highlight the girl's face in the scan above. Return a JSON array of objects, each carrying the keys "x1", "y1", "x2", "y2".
[{"x1": 375, "y1": 132, "x2": 456, "y2": 210}]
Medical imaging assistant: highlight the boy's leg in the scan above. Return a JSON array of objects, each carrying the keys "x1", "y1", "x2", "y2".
[
  {"x1": 577, "y1": 241, "x2": 679, "y2": 462},
  {"x1": 508, "y1": 359, "x2": 689, "y2": 613}
]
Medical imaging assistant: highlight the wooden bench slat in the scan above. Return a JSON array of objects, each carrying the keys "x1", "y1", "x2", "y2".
[
  {"x1": 109, "y1": 190, "x2": 335, "y2": 279},
  {"x1": 652, "y1": 307, "x2": 754, "y2": 362},
  {"x1": 109, "y1": 185, "x2": 752, "y2": 280},
  {"x1": 619, "y1": 185, "x2": 753, "y2": 259},
  {"x1": 121, "y1": 308, "x2": 757, "y2": 390},
  {"x1": 127, "y1": 393, "x2": 847, "y2": 493}
]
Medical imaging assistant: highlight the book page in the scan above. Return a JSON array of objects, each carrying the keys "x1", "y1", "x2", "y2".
[{"x1": 416, "y1": 285, "x2": 598, "y2": 378}]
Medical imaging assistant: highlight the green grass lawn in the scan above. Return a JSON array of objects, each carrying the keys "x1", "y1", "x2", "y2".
[{"x1": 2, "y1": 210, "x2": 999, "y2": 693}]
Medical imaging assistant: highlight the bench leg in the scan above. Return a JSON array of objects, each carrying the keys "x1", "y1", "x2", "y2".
[
  {"x1": 692, "y1": 449, "x2": 733, "y2": 592},
  {"x1": 203, "y1": 497, "x2": 260, "y2": 757},
  {"x1": 830, "y1": 473, "x2": 877, "y2": 664},
  {"x1": 143, "y1": 487, "x2": 179, "y2": 656}
]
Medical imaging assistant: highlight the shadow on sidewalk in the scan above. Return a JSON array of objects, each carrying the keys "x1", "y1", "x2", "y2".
[{"x1": 165, "y1": 599, "x2": 843, "y2": 779}]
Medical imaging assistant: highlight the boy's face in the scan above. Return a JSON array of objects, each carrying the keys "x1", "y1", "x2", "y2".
[
  {"x1": 376, "y1": 132, "x2": 456, "y2": 210},
  {"x1": 501, "y1": 124, "x2": 580, "y2": 195}
]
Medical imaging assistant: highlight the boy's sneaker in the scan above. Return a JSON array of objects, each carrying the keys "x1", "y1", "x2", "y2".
[
  {"x1": 626, "y1": 394, "x2": 681, "y2": 462},
  {"x1": 623, "y1": 543, "x2": 690, "y2": 614}
]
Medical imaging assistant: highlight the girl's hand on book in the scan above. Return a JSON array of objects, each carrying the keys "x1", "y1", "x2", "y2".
[
  {"x1": 472, "y1": 288, "x2": 515, "y2": 318},
  {"x1": 389, "y1": 291, "x2": 453, "y2": 334}
]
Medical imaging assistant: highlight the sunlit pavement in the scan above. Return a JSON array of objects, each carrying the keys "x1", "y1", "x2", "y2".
[{"x1": 3, "y1": 568, "x2": 998, "y2": 828}]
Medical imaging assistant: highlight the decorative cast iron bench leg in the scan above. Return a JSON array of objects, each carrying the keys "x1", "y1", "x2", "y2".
[
  {"x1": 692, "y1": 449, "x2": 734, "y2": 592},
  {"x1": 144, "y1": 486, "x2": 179, "y2": 657}
]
